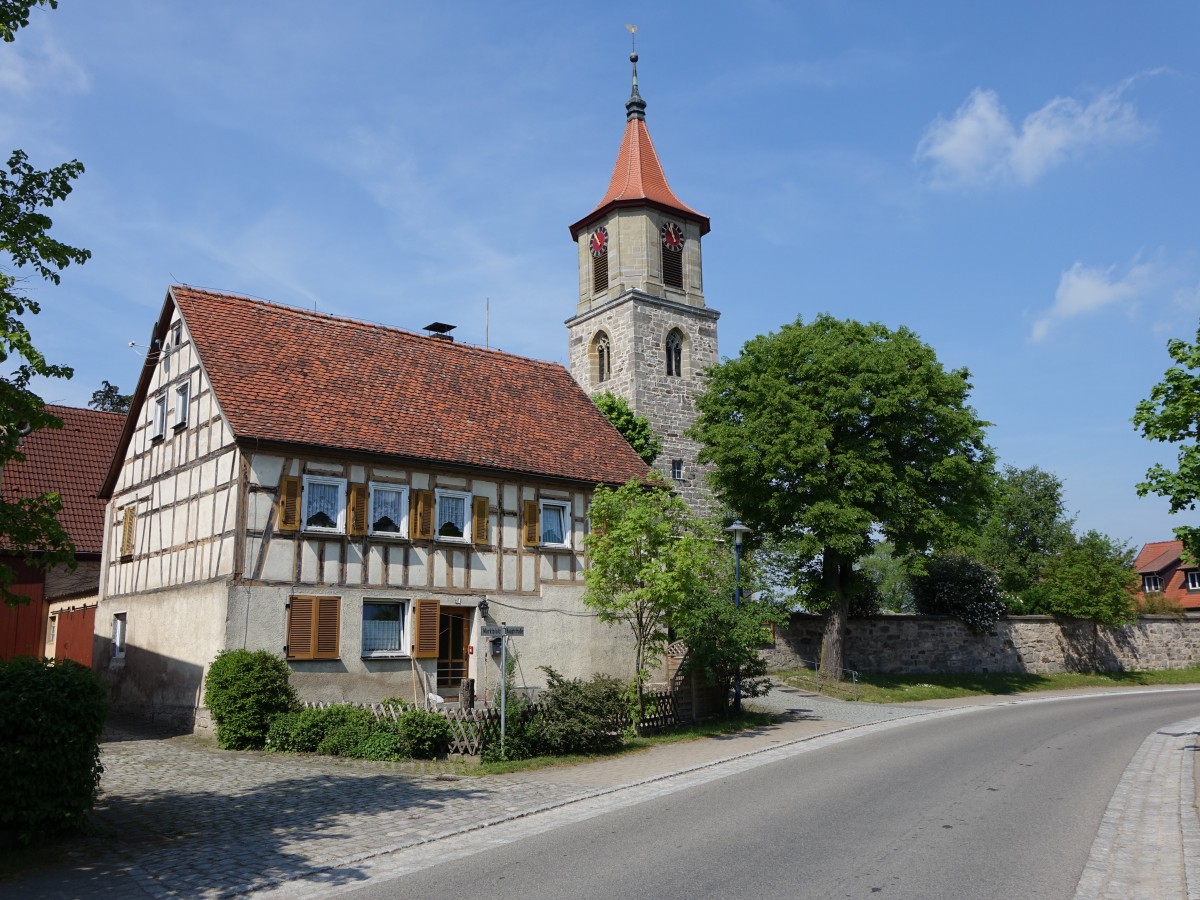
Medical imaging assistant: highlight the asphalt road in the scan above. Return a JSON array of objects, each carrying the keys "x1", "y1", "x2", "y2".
[{"x1": 336, "y1": 691, "x2": 1200, "y2": 900}]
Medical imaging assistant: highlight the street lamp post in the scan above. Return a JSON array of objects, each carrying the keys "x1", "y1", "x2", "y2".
[{"x1": 725, "y1": 520, "x2": 752, "y2": 715}]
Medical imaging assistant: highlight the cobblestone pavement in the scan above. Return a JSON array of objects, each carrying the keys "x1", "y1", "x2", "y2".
[{"x1": 6, "y1": 687, "x2": 1198, "y2": 899}]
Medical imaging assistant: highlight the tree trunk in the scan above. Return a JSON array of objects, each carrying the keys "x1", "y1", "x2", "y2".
[
  {"x1": 818, "y1": 555, "x2": 852, "y2": 680},
  {"x1": 820, "y1": 594, "x2": 850, "y2": 680}
]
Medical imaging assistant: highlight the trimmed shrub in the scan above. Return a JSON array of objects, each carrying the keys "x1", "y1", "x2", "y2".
[
  {"x1": 396, "y1": 709, "x2": 452, "y2": 759},
  {"x1": 536, "y1": 666, "x2": 625, "y2": 755},
  {"x1": 0, "y1": 657, "x2": 107, "y2": 843},
  {"x1": 316, "y1": 708, "x2": 376, "y2": 757},
  {"x1": 354, "y1": 730, "x2": 405, "y2": 761},
  {"x1": 203, "y1": 650, "x2": 297, "y2": 750},
  {"x1": 910, "y1": 553, "x2": 1007, "y2": 634}
]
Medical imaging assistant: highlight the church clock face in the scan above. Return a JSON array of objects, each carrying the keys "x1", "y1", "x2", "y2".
[
  {"x1": 660, "y1": 222, "x2": 684, "y2": 251},
  {"x1": 589, "y1": 226, "x2": 609, "y2": 257}
]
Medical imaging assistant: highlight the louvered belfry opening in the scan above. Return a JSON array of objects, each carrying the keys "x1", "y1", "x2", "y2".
[
  {"x1": 662, "y1": 242, "x2": 683, "y2": 289},
  {"x1": 593, "y1": 250, "x2": 609, "y2": 293}
]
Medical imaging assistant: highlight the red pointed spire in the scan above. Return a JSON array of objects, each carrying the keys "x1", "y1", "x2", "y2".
[{"x1": 571, "y1": 51, "x2": 709, "y2": 238}]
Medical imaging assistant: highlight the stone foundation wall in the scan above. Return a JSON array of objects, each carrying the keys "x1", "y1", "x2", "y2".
[{"x1": 763, "y1": 614, "x2": 1200, "y2": 675}]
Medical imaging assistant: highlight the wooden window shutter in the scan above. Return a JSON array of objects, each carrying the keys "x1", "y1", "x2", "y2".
[
  {"x1": 120, "y1": 506, "x2": 136, "y2": 558},
  {"x1": 348, "y1": 483, "x2": 368, "y2": 536},
  {"x1": 277, "y1": 476, "x2": 302, "y2": 532},
  {"x1": 412, "y1": 598, "x2": 439, "y2": 659},
  {"x1": 522, "y1": 500, "x2": 539, "y2": 548},
  {"x1": 314, "y1": 597, "x2": 340, "y2": 659},
  {"x1": 472, "y1": 496, "x2": 490, "y2": 545},
  {"x1": 410, "y1": 489, "x2": 434, "y2": 540},
  {"x1": 286, "y1": 596, "x2": 315, "y2": 660}
]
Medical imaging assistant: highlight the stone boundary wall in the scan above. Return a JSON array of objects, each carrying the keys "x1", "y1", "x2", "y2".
[{"x1": 763, "y1": 614, "x2": 1200, "y2": 675}]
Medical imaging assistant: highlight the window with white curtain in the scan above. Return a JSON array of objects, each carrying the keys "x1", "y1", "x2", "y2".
[
  {"x1": 361, "y1": 600, "x2": 406, "y2": 656},
  {"x1": 303, "y1": 475, "x2": 346, "y2": 533},
  {"x1": 369, "y1": 483, "x2": 409, "y2": 536},
  {"x1": 539, "y1": 500, "x2": 570, "y2": 548},
  {"x1": 435, "y1": 489, "x2": 470, "y2": 541}
]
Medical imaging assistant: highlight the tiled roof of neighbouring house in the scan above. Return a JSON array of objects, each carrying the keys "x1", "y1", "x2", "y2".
[
  {"x1": 168, "y1": 286, "x2": 649, "y2": 486},
  {"x1": 1, "y1": 405, "x2": 125, "y2": 554},
  {"x1": 1135, "y1": 540, "x2": 1186, "y2": 574}
]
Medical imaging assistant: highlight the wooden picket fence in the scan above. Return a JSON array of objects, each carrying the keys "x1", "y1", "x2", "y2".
[{"x1": 304, "y1": 688, "x2": 679, "y2": 756}]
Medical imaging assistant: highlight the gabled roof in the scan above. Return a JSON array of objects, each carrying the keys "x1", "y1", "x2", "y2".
[
  {"x1": 1135, "y1": 540, "x2": 1186, "y2": 574},
  {"x1": 108, "y1": 287, "x2": 648, "y2": 491},
  {"x1": 1, "y1": 405, "x2": 125, "y2": 554}
]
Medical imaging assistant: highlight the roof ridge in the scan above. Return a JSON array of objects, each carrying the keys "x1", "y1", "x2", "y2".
[{"x1": 171, "y1": 285, "x2": 565, "y2": 369}]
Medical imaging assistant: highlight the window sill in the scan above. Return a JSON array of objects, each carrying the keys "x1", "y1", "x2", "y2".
[
  {"x1": 368, "y1": 532, "x2": 410, "y2": 541},
  {"x1": 303, "y1": 528, "x2": 347, "y2": 537},
  {"x1": 435, "y1": 536, "x2": 470, "y2": 545},
  {"x1": 540, "y1": 543, "x2": 572, "y2": 551},
  {"x1": 150, "y1": 433, "x2": 165, "y2": 443},
  {"x1": 173, "y1": 421, "x2": 188, "y2": 431},
  {"x1": 361, "y1": 652, "x2": 410, "y2": 660}
]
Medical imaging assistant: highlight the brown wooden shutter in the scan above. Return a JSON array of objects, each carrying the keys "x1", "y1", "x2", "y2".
[
  {"x1": 348, "y1": 483, "x2": 368, "y2": 536},
  {"x1": 522, "y1": 500, "x2": 539, "y2": 547},
  {"x1": 472, "y1": 496, "x2": 490, "y2": 545},
  {"x1": 277, "y1": 476, "x2": 302, "y2": 532},
  {"x1": 314, "y1": 597, "x2": 340, "y2": 659},
  {"x1": 410, "y1": 489, "x2": 434, "y2": 540},
  {"x1": 119, "y1": 506, "x2": 136, "y2": 558},
  {"x1": 286, "y1": 596, "x2": 314, "y2": 660},
  {"x1": 412, "y1": 598, "x2": 439, "y2": 658}
]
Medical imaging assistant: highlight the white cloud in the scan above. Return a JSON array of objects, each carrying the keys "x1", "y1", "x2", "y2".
[
  {"x1": 916, "y1": 78, "x2": 1151, "y2": 187},
  {"x1": 0, "y1": 36, "x2": 89, "y2": 97},
  {"x1": 1031, "y1": 257, "x2": 1163, "y2": 341}
]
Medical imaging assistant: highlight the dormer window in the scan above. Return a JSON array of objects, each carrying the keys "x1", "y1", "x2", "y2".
[
  {"x1": 1188, "y1": 571, "x2": 1200, "y2": 591},
  {"x1": 665, "y1": 330, "x2": 683, "y2": 377},
  {"x1": 1143, "y1": 574, "x2": 1163, "y2": 593}
]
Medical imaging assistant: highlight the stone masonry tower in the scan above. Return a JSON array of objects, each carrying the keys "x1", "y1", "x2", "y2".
[{"x1": 566, "y1": 50, "x2": 719, "y2": 514}]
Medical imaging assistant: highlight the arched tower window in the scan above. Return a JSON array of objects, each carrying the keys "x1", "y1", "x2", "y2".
[
  {"x1": 593, "y1": 332, "x2": 612, "y2": 384},
  {"x1": 665, "y1": 329, "x2": 684, "y2": 377}
]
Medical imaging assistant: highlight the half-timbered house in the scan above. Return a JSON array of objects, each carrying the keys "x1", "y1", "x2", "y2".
[{"x1": 96, "y1": 286, "x2": 648, "y2": 730}]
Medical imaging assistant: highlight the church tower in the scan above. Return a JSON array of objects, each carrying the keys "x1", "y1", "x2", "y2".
[{"x1": 566, "y1": 49, "x2": 719, "y2": 514}]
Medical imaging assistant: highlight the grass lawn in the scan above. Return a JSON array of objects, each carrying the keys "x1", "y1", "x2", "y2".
[{"x1": 774, "y1": 667, "x2": 1200, "y2": 704}]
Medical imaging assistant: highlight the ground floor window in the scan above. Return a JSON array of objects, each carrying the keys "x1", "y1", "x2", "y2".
[{"x1": 361, "y1": 600, "x2": 407, "y2": 657}]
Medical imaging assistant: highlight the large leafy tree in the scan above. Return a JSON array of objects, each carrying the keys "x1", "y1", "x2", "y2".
[
  {"x1": 0, "y1": 0, "x2": 90, "y2": 605},
  {"x1": 692, "y1": 314, "x2": 994, "y2": 678},
  {"x1": 1133, "y1": 323, "x2": 1200, "y2": 559},
  {"x1": 971, "y1": 465, "x2": 1075, "y2": 605},
  {"x1": 591, "y1": 392, "x2": 662, "y2": 465}
]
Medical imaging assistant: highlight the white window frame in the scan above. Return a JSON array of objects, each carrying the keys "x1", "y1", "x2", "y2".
[
  {"x1": 539, "y1": 499, "x2": 572, "y2": 548},
  {"x1": 302, "y1": 475, "x2": 347, "y2": 534},
  {"x1": 368, "y1": 483, "x2": 409, "y2": 538},
  {"x1": 151, "y1": 393, "x2": 167, "y2": 440},
  {"x1": 671, "y1": 459, "x2": 683, "y2": 480},
  {"x1": 360, "y1": 599, "x2": 408, "y2": 658},
  {"x1": 434, "y1": 488, "x2": 471, "y2": 543},
  {"x1": 112, "y1": 612, "x2": 127, "y2": 659},
  {"x1": 1187, "y1": 571, "x2": 1200, "y2": 592},
  {"x1": 1143, "y1": 574, "x2": 1163, "y2": 594},
  {"x1": 173, "y1": 380, "x2": 190, "y2": 429},
  {"x1": 172, "y1": 322, "x2": 183, "y2": 345}
]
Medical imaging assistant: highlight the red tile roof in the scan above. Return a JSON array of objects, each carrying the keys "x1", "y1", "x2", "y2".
[
  {"x1": 571, "y1": 116, "x2": 710, "y2": 237},
  {"x1": 1, "y1": 405, "x2": 125, "y2": 554},
  {"x1": 1135, "y1": 540, "x2": 1186, "y2": 574},
  {"x1": 168, "y1": 286, "x2": 649, "y2": 486}
]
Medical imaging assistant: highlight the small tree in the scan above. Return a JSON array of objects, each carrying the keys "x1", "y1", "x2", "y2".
[
  {"x1": 1133, "y1": 323, "x2": 1200, "y2": 559},
  {"x1": 584, "y1": 474, "x2": 708, "y2": 727},
  {"x1": 592, "y1": 392, "x2": 662, "y2": 464}
]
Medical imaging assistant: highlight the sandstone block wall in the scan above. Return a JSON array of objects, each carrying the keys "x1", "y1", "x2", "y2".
[{"x1": 763, "y1": 614, "x2": 1200, "y2": 675}]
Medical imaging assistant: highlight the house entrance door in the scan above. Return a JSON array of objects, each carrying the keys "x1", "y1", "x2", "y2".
[{"x1": 437, "y1": 607, "x2": 470, "y2": 693}]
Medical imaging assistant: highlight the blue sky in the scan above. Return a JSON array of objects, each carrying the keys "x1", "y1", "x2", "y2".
[{"x1": 3, "y1": 2, "x2": 1197, "y2": 549}]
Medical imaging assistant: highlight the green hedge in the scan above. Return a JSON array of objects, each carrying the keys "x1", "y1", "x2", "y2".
[
  {"x1": 266, "y1": 704, "x2": 451, "y2": 760},
  {"x1": 203, "y1": 650, "x2": 298, "y2": 750},
  {"x1": 0, "y1": 657, "x2": 107, "y2": 843}
]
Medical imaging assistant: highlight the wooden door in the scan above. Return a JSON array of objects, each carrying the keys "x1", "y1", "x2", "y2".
[{"x1": 436, "y1": 607, "x2": 470, "y2": 691}]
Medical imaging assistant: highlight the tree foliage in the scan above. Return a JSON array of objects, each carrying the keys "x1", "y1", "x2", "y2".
[
  {"x1": 910, "y1": 553, "x2": 1007, "y2": 634},
  {"x1": 971, "y1": 465, "x2": 1075, "y2": 604},
  {"x1": 88, "y1": 379, "x2": 131, "y2": 413},
  {"x1": 592, "y1": 391, "x2": 662, "y2": 464},
  {"x1": 0, "y1": 4, "x2": 90, "y2": 607},
  {"x1": 1027, "y1": 530, "x2": 1138, "y2": 628},
  {"x1": 583, "y1": 474, "x2": 707, "y2": 725},
  {"x1": 1133, "y1": 323, "x2": 1200, "y2": 559},
  {"x1": 692, "y1": 314, "x2": 994, "y2": 677}
]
